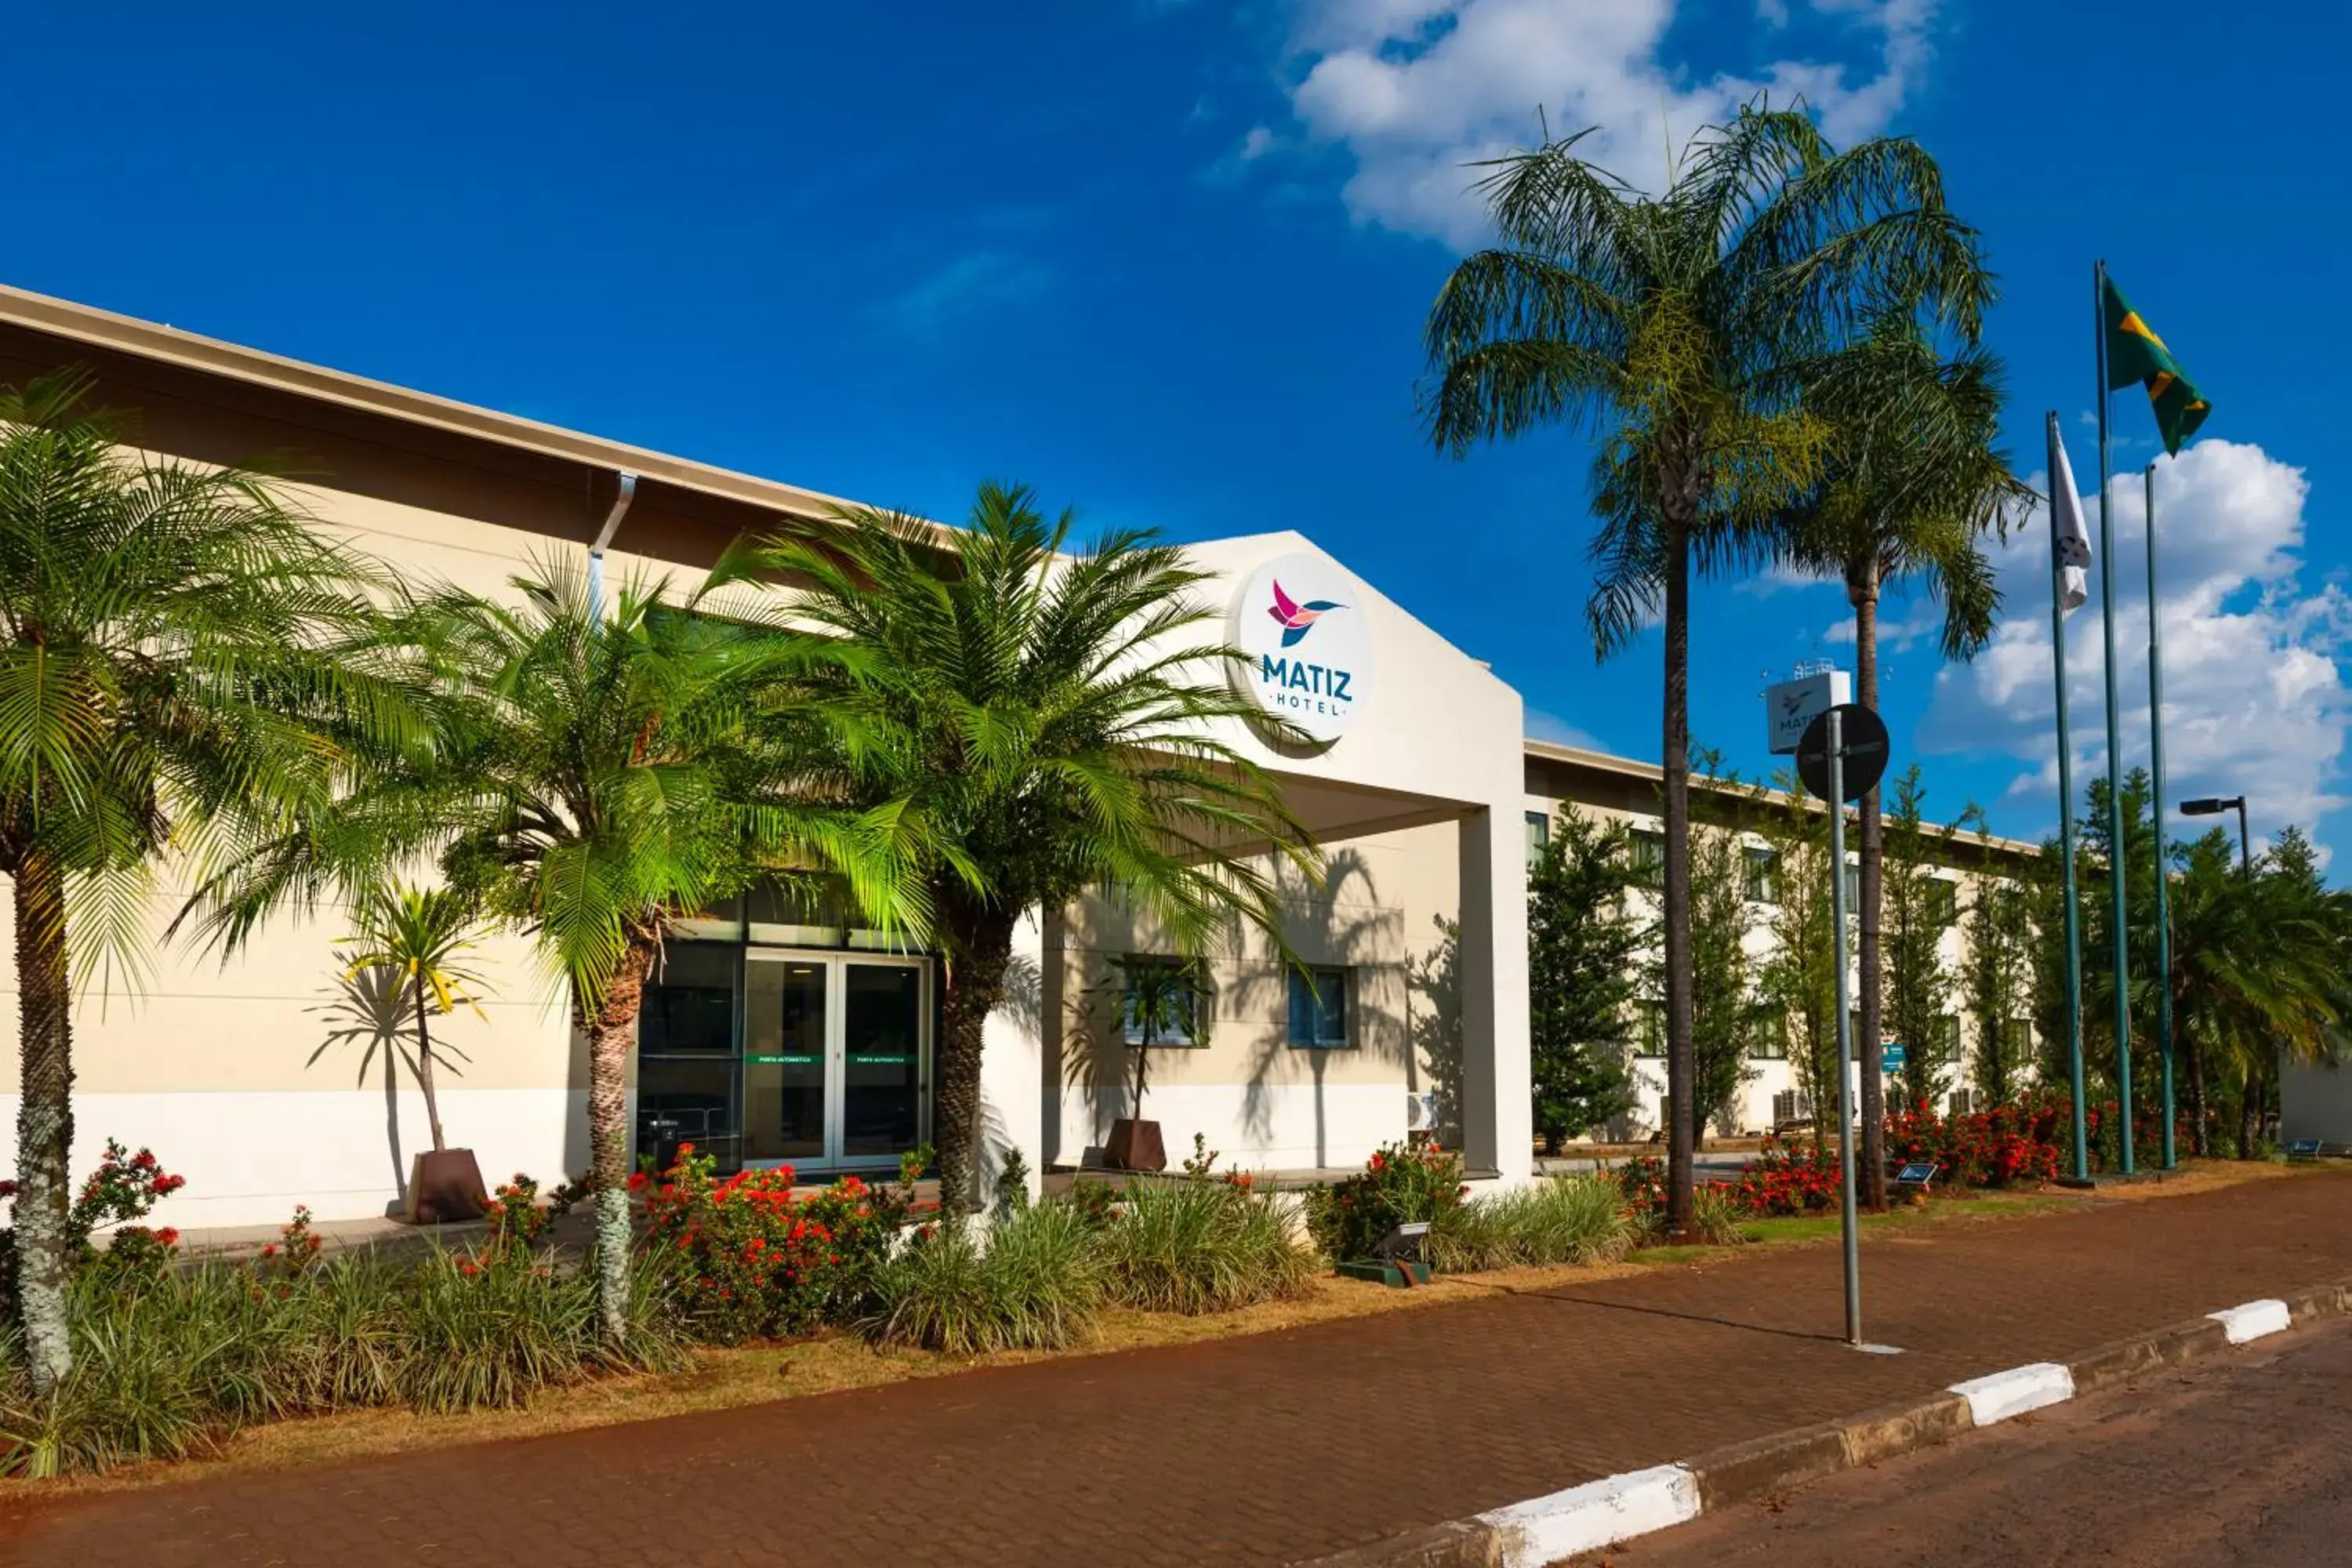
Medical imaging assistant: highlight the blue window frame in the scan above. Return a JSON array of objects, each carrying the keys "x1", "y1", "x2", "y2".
[{"x1": 1287, "y1": 967, "x2": 1351, "y2": 1047}]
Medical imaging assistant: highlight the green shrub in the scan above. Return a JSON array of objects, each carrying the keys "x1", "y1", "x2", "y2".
[
  {"x1": 1427, "y1": 1176, "x2": 1635, "y2": 1272},
  {"x1": 398, "y1": 1250, "x2": 597, "y2": 1413},
  {"x1": 862, "y1": 1203, "x2": 1100, "y2": 1354},
  {"x1": 1687, "y1": 1185, "x2": 1748, "y2": 1247},
  {"x1": 0, "y1": 1235, "x2": 695, "y2": 1478},
  {"x1": 1302, "y1": 1143, "x2": 1468, "y2": 1263},
  {"x1": 1094, "y1": 1179, "x2": 1313, "y2": 1314}
]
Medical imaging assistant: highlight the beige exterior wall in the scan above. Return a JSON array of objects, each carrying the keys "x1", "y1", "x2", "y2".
[
  {"x1": 1523, "y1": 745, "x2": 2042, "y2": 1138},
  {"x1": 1048, "y1": 818, "x2": 1465, "y2": 1169}
]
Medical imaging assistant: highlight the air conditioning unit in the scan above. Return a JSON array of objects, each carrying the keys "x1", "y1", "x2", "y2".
[
  {"x1": 1947, "y1": 1088, "x2": 1978, "y2": 1116},
  {"x1": 1772, "y1": 1090, "x2": 1814, "y2": 1125}
]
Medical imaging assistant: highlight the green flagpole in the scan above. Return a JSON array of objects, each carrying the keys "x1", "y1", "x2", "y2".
[
  {"x1": 2095, "y1": 259, "x2": 2136, "y2": 1176},
  {"x1": 2048, "y1": 410, "x2": 2091, "y2": 1183},
  {"x1": 2147, "y1": 462, "x2": 2178, "y2": 1169}
]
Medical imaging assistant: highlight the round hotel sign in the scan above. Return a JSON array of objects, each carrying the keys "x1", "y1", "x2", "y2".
[{"x1": 1231, "y1": 553, "x2": 1374, "y2": 746}]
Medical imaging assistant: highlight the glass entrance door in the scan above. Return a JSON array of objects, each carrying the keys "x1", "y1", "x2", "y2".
[{"x1": 741, "y1": 952, "x2": 928, "y2": 1171}]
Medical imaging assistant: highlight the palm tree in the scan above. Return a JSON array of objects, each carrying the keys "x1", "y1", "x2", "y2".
[
  {"x1": 193, "y1": 556, "x2": 930, "y2": 1341},
  {"x1": 744, "y1": 484, "x2": 1320, "y2": 1210},
  {"x1": 0, "y1": 369, "x2": 409, "y2": 1391},
  {"x1": 2167, "y1": 826, "x2": 2351, "y2": 1156},
  {"x1": 336, "y1": 882, "x2": 492, "y2": 1154},
  {"x1": 1774, "y1": 315, "x2": 2025, "y2": 1202},
  {"x1": 1422, "y1": 107, "x2": 1990, "y2": 1232}
]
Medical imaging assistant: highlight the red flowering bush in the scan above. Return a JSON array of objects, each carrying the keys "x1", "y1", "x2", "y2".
[
  {"x1": 635, "y1": 1143, "x2": 924, "y2": 1342},
  {"x1": 252, "y1": 1204, "x2": 325, "y2": 1280},
  {"x1": 1726, "y1": 1138, "x2": 1846, "y2": 1216},
  {"x1": 1304, "y1": 1142, "x2": 1468, "y2": 1262},
  {"x1": 1884, "y1": 1099, "x2": 2063, "y2": 1189},
  {"x1": 482, "y1": 1171, "x2": 587, "y2": 1256},
  {"x1": 0, "y1": 1138, "x2": 190, "y2": 1303}
]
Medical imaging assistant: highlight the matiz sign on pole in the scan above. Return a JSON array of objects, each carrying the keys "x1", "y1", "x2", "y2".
[{"x1": 1765, "y1": 668, "x2": 1852, "y2": 755}]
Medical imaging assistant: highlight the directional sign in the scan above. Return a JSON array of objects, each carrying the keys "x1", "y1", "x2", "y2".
[
  {"x1": 1796, "y1": 703, "x2": 1891, "y2": 804},
  {"x1": 1882, "y1": 1043, "x2": 1908, "y2": 1071}
]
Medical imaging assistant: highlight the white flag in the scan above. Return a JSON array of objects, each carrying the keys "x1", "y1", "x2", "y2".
[{"x1": 2050, "y1": 432, "x2": 2092, "y2": 613}]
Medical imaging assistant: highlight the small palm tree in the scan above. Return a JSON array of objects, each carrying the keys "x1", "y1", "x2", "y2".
[
  {"x1": 746, "y1": 484, "x2": 1319, "y2": 1209},
  {"x1": 1102, "y1": 953, "x2": 1209, "y2": 1123},
  {"x1": 0, "y1": 369, "x2": 410, "y2": 1391},
  {"x1": 336, "y1": 883, "x2": 491, "y2": 1153},
  {"x1": 1773, "y1": 314, "x2": 2027, "y2": 1203},
  {"x1": 195, "y1": 555, "x2": 929, "y2": 1341},
  {"x1": 1423, "y1": 107, "x2": 1990, "y2": 1232}
]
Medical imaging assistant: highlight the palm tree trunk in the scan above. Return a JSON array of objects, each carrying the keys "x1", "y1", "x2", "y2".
[
  {"x1": 412, "y1": 972, "x2": 446, "y2": 1153},
  {"x1": 1851, "y1": 564, "x2": 1888, "y2": 1211},
  {"x1": 2238, "y1": 1061, "x2": 2262, "y2": 1160},
  {"x1": 12, "y1": 852, "x2": 75, "y2": 1393},
  {"x1": 583, "y1": 935, "x2": 655, "y2": 1342},
  {"x1": 1661, "y1": 514, "x2": 1696, "y2": 1237},
  {"x1": 938, "y1": 904, "x2": 1017, "y2": 1218}
]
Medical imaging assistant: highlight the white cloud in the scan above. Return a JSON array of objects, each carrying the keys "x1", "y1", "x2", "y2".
[
  {"x1": 1527, "y1": 707, "x2": 1607, "y2": 750},
  {"x1": 1261, "y1": 0, "x2": 1939, "y2": 248},
  {"x1": 887, "y1": 251, "x2": 1050, "y2": 339},
  {"x1": 1917, "y1": 439, "x2": 2352, "y2": 847}
]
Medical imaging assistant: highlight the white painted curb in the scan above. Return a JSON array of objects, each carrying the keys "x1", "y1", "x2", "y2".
[
  {"x1": 1323, "y1": 1288, "x2": 2339, "y2": 1568},
  {"x1": 1475, "y1": 1463, "x2": 1700, "y2": 1567},
  {"x1": 2209, "y1": 1298, "x2": 2292, "y2": 1344},
  {"x1": 1947, "y1": 1362, "x2": 2076, "y2": 1425}
]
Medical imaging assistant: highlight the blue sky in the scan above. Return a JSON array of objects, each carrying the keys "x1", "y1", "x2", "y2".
[{"x1": 5, "y1": 1, "x2": 2345, "y2": 856}]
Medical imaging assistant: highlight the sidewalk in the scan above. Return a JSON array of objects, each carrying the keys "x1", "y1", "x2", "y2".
[{"x1": 9, "y1": 1171, "x2": 2350, "y2": 1568}]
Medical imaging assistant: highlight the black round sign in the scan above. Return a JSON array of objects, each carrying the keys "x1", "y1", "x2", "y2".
[{"x1": 1796, "y1": 703, "x2": 1890, "y2": 804}]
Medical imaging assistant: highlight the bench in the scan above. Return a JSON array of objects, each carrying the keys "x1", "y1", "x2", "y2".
[{"x1": 2288, "y1": 1138, "x2": 2325, "y2": 1162}]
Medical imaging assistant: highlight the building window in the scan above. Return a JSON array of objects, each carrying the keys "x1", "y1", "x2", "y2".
[
  {"x1": 1287, "y1": 967, "x2": 1351, "y2": 1047},
  {"x1": 1933, "y1": 1014, "x2": 1963, "y2": 1065},
  {"x1": 1633, "y1": 999, "x2": 1665, "y2": 1057},
  {"x1": 1630, "y1": 829, "x2": 1665, "y2": 876},
  {"x1": 1744, "y1": 847, "x2": 1779, "y2": 904},
  {"x1": 1525, "y1": 809, "x2": 1551, "y2": 869},
  {"x1": 1925, "y1": 878, "x2": 1958, "y2": 928},
  {"x1": 1120, "y1": 956, "x2": 1202, "y2": 1047},
  {"x1": 1749, "y1": 1009, "x2": 1790, "y2": 1059},
  {"x1": 1843, "y1": 862, "x2": 1861, "y2": 909}
]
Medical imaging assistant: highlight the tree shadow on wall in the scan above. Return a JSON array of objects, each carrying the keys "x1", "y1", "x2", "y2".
[
  {"x1": 1408, "y1": 914, "x2": 1464, "y2": 1149},
  {"x1": 1236, "y1": 848, "x2": 1406, "y2": 1169},
  {"x1": 306, "y1": 965, "x2": 437, "y2": 1214}
]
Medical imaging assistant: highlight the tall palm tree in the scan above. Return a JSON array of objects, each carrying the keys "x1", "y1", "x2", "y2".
[
  {"x1": 193, "y1": 556, "x2": 930, "y2": 1341},
  {"x1": 1423, "y1": 107, "x2": 1990, "y2": 1232},
  {"x1": 0, "y1": 369, "x2": 411, "y2": 1391},
  {"x1": 336, "y1": 882, "x2": 492, "y2": 1154},
  {"x1": 1774, "y1": 316, "x2": 2025, "y2": 1203},
  {"x1": 743, "y1": 484, "x2": 1320, "y2": 1210}
]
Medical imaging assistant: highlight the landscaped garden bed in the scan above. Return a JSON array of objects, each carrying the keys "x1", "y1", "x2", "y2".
[{"x1": 0, "y1": 1115, "x2": 2314, "y2": 1488}]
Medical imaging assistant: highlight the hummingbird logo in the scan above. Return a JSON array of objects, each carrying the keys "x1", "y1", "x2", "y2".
[{"x1": 1267, "y1": 579, "x2": 1341, "y2": 648}]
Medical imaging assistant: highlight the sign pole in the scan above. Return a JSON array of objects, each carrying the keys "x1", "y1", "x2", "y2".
[
  {"x1": 2094, "y1": 258, "x2": 2136, "y2": 1175},
  {"x1": 2146, "y1": 462, "x2": 2177, "y2": 1169},
  {"x1": 1826, "y1": 710, "x2": 1861, "y2": 1347},
  {"x1": 2048, "y1": 411, "x2": 2091, "y2": 1184}
]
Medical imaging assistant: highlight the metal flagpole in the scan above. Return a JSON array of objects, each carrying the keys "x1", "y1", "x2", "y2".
[
  {"x1": 2146, "y1": 462, "x2": 2178, "y2": 1169},
  {"x1": 2094, "y1": 259, "x2": 2136, "y2": 1176},
  {"x1": 2048, "y1": 410, "x2": 2091, "y2": 1183},
  {"x1": 1827, "y1": 710, "x2": 1861, "y2": 1345}
]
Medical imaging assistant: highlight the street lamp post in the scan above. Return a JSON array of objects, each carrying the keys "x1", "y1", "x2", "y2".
[{"x1": 2180, "y1": 796, "x2": 2252, "y2": 873}]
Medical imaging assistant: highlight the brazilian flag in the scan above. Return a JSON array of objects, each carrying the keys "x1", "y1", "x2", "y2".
[{"x1": 2103, "y1": 274, "x2": 2210, "y2": 456}]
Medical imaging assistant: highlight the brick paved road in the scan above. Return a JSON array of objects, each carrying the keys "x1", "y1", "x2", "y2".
[
  {"x1": 1571, "y1": 1305, "x2": 2352, "y2": 1566},
  {"x1": 6, "y1": 1171, "x2": 2350, "y2": 1568}
]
